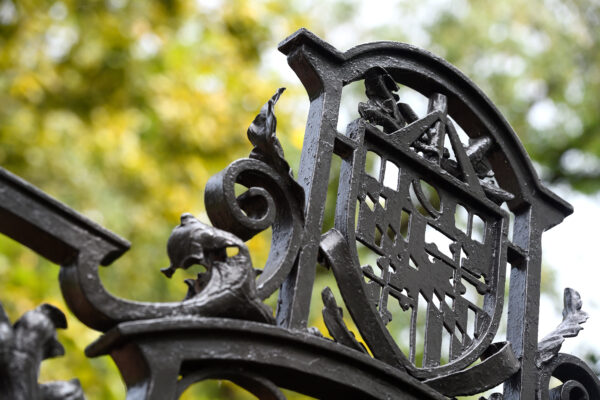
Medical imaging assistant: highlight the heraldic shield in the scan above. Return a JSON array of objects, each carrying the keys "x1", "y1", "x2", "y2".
[
  {"x1": 278, "y1": 29, "x2": 573, "y2": 389},
  {"x1": 327, "y1": 82, "x2": 509, "y2": 379}
]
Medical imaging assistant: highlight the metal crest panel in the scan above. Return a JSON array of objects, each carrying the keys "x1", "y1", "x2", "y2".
[
  {"x1": 1, "y1": 28, "x2": 598, "y2": 400},
  {"x1": 334, "y1": 109, "x2": 507, "y2": 377}
]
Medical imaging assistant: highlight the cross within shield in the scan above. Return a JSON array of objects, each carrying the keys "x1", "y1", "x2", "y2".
[
  {"x1": 278, "y1": 42, "x2": 507, "y2": 380},
  {"x1": 279, "y1": 30, "x2": 572, "y2": 386},
  {"x1": 329, "y1": 111, "x2": 507, "y2": 379}
]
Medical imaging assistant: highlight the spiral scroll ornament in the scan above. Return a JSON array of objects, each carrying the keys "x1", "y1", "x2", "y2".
[
  {"x1": 537, "y1": 353, "x2": 600, "y2": 400},
  {"x1": 204, "y1": 89, "x2": 305, "y2": 300}
]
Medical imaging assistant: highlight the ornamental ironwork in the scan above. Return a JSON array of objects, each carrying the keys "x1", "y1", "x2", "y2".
[{"x1": 0, "y1": 29, "x2": 598, "y2": 400}]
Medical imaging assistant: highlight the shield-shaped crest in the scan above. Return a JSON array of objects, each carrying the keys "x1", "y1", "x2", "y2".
[
  {"x1": 279, "y1": 30, "x2": 572, "y2": 386},
  {"x1": 280, "y1": 43, "x2": 510, "y2": 380},
  {"x1": 330, "y1": 84, "x2": 508, "y2": 378}
]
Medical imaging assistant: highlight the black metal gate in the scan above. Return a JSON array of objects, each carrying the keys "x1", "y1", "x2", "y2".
[{"x1": 0, "y1": 29, "x2": 598, "y2": 400}]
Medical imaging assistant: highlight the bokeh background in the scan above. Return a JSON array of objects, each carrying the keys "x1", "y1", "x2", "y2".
[{"x1": 0, "y1": 0, "x2": 599, "y2": 398}]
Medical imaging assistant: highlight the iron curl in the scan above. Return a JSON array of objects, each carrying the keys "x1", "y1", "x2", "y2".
[{"x1": 205, "y1": 158, "x2": 304, "y2": 299}]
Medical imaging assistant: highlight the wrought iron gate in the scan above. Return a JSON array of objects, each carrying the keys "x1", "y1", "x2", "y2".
[{"x1": 0, "y1": 29, "x2": 598, "y2": 400}]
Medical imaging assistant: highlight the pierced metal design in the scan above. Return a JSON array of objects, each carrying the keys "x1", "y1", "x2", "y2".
[
  {"x1": 278, "y1": 28, "x2": 577, "y2": 398},
  {"x1": 328, "y1": 80, "x2": 509, "y2": 378},
  {"x1": 0, "y1": 28, "x2": 597, "y2": 400},
  {"x1": 0, "y1": 303, "x2": 85, "y2": 400}
]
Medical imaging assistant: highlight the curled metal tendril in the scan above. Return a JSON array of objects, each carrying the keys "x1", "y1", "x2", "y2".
[
  {"x1": 537, "y1": 353, "x2": 600, "y2": 400},
  {"x1": 204, "y1": 158, "x2": 303, "y2": 300},
  {"x1": 204, "y1": 89, "x2": 304, "y2": 300}
]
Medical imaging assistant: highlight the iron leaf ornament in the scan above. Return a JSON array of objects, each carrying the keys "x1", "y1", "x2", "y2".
[
  {"x1": 321, "y1": 287, "x2": 367, "y2": 353},
  {"x1": 247, "y1": 87, "x2": 304, "y2": 212},
  {"x1": 537, "y1": 288, "x2": 589, "y2": 367},
  {"x1": 247, "y1": 87, "x2": 287, "y2": 167}
]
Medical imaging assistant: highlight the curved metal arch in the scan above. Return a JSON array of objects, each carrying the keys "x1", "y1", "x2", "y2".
[
  {"x1": 277, "y1": 29, "x2": 574, "y2": 398},
  {"x1": 176, "y1": 369, "x2": 287, "y2": 400},
  {"x1": 279, "y1": 28, "x2": 572, "y2": 226},
  {"x1": 85, "y1": 317, "x2": 448, "y2": 400},
  {"x1": 537, "y1": 353, "x2": 600, "y2": 400}
]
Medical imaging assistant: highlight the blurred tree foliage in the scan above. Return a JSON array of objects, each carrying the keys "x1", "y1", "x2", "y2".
[
  {"x1": 427, "y1": 1, "x2": 600, "y2": 193},
  {"x1": 0, "y1": 0, "x2": 598, "y2": 399}
]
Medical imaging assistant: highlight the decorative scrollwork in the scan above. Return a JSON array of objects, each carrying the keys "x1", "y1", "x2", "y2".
[
  {"x1": 537, "y1": 288, "x2": 589, "y2": 368},
  {"x1": 205, "y1": 89, "x2": 304, "y2": 300},
  {"x1": 537, "y1": 353, "x2": 600, "y2": 400},
  {"x1": 321, "y1": 287, "x2": 367, "y2": 353},
  {"x1": 160, "y1": 213, "x2": 274, "y2": 324},
  {"x1": 0, "y1": 28, "x2": 590, "y2": 400},
  {"x1": 0, "y1": 302, "x2": 85, "y2": 400},
  {"x1": 176, "y1": 369, "x2": 287, "y2": 400},
  {"x1": 4, "y1": 87, "x2": 305, "y2": 334},
  {"x1": 535, "y1": 288, "x2": 597, "y2": 399},
  {"x1": 327, "y1": 68, "x2": 513, "y2": 380}
]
